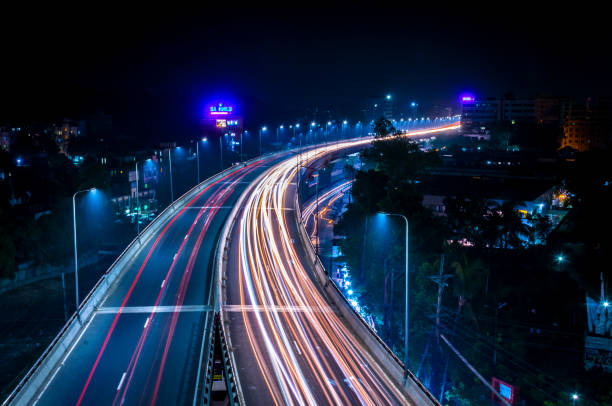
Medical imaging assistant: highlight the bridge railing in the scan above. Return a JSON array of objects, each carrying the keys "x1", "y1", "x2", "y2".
[{"x1": 2, "y1": 160, "x2": 265, "y2": 406}]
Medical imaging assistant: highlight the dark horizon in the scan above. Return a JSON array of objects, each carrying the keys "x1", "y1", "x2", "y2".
[{"x1": 2, "y1": 6, "x2": 611, "y2": 142}]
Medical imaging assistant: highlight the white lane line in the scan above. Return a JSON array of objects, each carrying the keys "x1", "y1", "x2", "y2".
[
  {"x1": 117, "y1": 372, "x2": 127, "y2": 391},
  {"x1": 34, "y1": 314, "x2": 98, "y2": 404},
  {"x1": 173, "y1": 253, "x2": 177, "y2": 260},
  {"x1": 161, "y1": 279, "x2": 165, "y2": 288},
  {"x1": 294, "y1": 340, "x2": 302, "y2": 355},
  {"x1": 144, "y1": 317, "x2": 150, "y2": 329}
]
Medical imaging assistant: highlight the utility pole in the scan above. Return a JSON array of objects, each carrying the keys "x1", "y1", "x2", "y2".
[{"x1": 430, "y1": 255, "x2": 450, "y2": 341}]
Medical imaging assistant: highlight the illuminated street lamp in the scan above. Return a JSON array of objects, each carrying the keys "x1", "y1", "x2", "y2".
[
  {"x1": 196, "y1": 138, "x2": 207, "y2": 184},
  {"x1": 168, "y1": 148, "x2": 174, "y2": 202},
  {"x1": 277, "y1": 125, "x2": 284, "y2": 143},
  {"x1": 378, "y1": 212, "x2": 410, "y2": 376},
  {"x1": 259, "y1": 126, "x2": 267, "y2": 156},
  {"x1": 72, "y1": 187, "x2": 96, "y2": 321},
  {"x1": 556, "y1": 254, "x2": 565, "y2": 272},
  {"x1": 571, "y1": 393, "x2": 579, "y2": 406}
]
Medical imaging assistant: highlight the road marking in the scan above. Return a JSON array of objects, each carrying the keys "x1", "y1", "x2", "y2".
[
  {"x1": 293, "y1": 340, "x2": 302, "y2": 355},
  {"x1": 117, "y1": 372, "x2": 127, "y2": 391},
  {"x1": 161, "y1": 279, "x2": 165, "y2": 288},
  {"x1": 97, "y1": 305, "x2": 212, "y2": 314},
  {"x1": 144, "y1": 317, "x2": 150, "y2": 329}
]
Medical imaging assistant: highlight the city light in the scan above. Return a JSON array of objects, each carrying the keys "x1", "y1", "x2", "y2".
[
  {"x1": 460, "y1": 93, "x2": 475, "y2": 103},
  {"x1": 208, "y1": 102, "x2": 234, "y2": 116},
  {"x1": 386, "y1": 94, "x2": 391, "y2": 100}
]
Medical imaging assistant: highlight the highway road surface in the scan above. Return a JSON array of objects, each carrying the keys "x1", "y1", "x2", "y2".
[
  {"x1": 24, "y1": 122, "x2": 458, "y2": 406},
  {"x1": 32, "y1": 154, "x2": 291, "y2": 406},
  {"x1": 223, "y1": 148, "x2": 412, "y2": 405}
]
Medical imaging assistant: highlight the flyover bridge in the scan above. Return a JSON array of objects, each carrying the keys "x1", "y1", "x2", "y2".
[{"x1": 4, "y1": 122, "x2": 459, "y2": 406}]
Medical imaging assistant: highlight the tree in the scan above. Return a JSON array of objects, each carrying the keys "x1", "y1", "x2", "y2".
[
  {"x1": 372, "y1": 117, "x2": 395, "y2": 139},
  {"x1": 444, "y1": 196, "x2": 489, "y2": 247},
  {"x1": 497, "y1": 201, "x2": 529, "y2": 249},
  {"x1": 530, "y1": 213, "x2": 553, "y2": 244},
  {"x1": 450, "y1": 252, "x2": 489, "y2": 329}
]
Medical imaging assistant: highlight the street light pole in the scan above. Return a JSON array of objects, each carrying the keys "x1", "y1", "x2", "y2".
[
  {"x1": 168, "y1": 149, "x2": 174, "y2": 203},
  {"x1": 380, "y1": 212, "x2": 409, "y2": 377},
  {"x1": 259, "y1": 127, "x2": 267, "y2": 156},
  {"x1": 72, "y1": 188, "x2": 95, "y2": 321},
  {"x1": 196, "y1": 141, "x2": 200, "y2": 184}
]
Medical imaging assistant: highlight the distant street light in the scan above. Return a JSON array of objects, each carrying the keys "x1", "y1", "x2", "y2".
[
  {"x1": 378, "y1": 212, "x2": 409, "y2": 377},
  {"x1": 72, "y1": 188, "x2": 96, "y2": 321},
  {"x1": 167, "y1": 149, "x2": 174, "y2": 202},
  {"x1": 196, "y1": 138, "x2": 207, "y2": 184},
  {"x1": 556, "y1": 254, "x2": 565, "y2": 272},
  {"x1": 259, "y1": 126, "x2": 267, "y2": 156},
  {"x1": 571, "y1": 393, "x2": 579, "y2": 406}
]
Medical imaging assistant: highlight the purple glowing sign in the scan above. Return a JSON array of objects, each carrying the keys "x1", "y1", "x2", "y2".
[
  {"x1": 460, "y1": 93, "x2": 475, "y2": 103},
  {"x1": 209, "y1": 102, "x2": 234, "y2": 116}
]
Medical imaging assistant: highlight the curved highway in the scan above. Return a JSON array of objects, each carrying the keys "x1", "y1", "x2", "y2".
[
  {"x1": 12, "y1": 122, "x2": 458, "y2": 406},
  {"x1": 31, "y1": 154, "x2": 292, "y2": 406}
]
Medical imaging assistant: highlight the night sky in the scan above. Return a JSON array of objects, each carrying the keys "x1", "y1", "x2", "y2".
[{"x1": 2, "y1": 6, "x2": 611, "y2": 143}]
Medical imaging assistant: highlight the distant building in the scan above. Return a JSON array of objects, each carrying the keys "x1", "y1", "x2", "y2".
[
  {"x1": 461, "y1": 96, "x2": 567, "y2": 130},
  {"x1": 53, "y1": 119, "x2": 85, "y2": 155},
  {"x1": 535, "y1": 97, "x2": 564, "y2": 124},
  {"x1": 0, "y1": 127, "x2": 19, "y2": 152},
  {"x1": 560, "y1": 97, "x2": 612, "y2": 152},
  {"x1": 502, "y1": 98, "x2": 536, "y2": 122},
  {"x1": 461, "y1": 98, "x2": 502, "y2": 130}
]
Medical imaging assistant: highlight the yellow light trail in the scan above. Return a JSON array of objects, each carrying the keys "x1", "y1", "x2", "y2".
[{"x1": 233, "y1": 123, "x2": 459, "y2": 405}]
